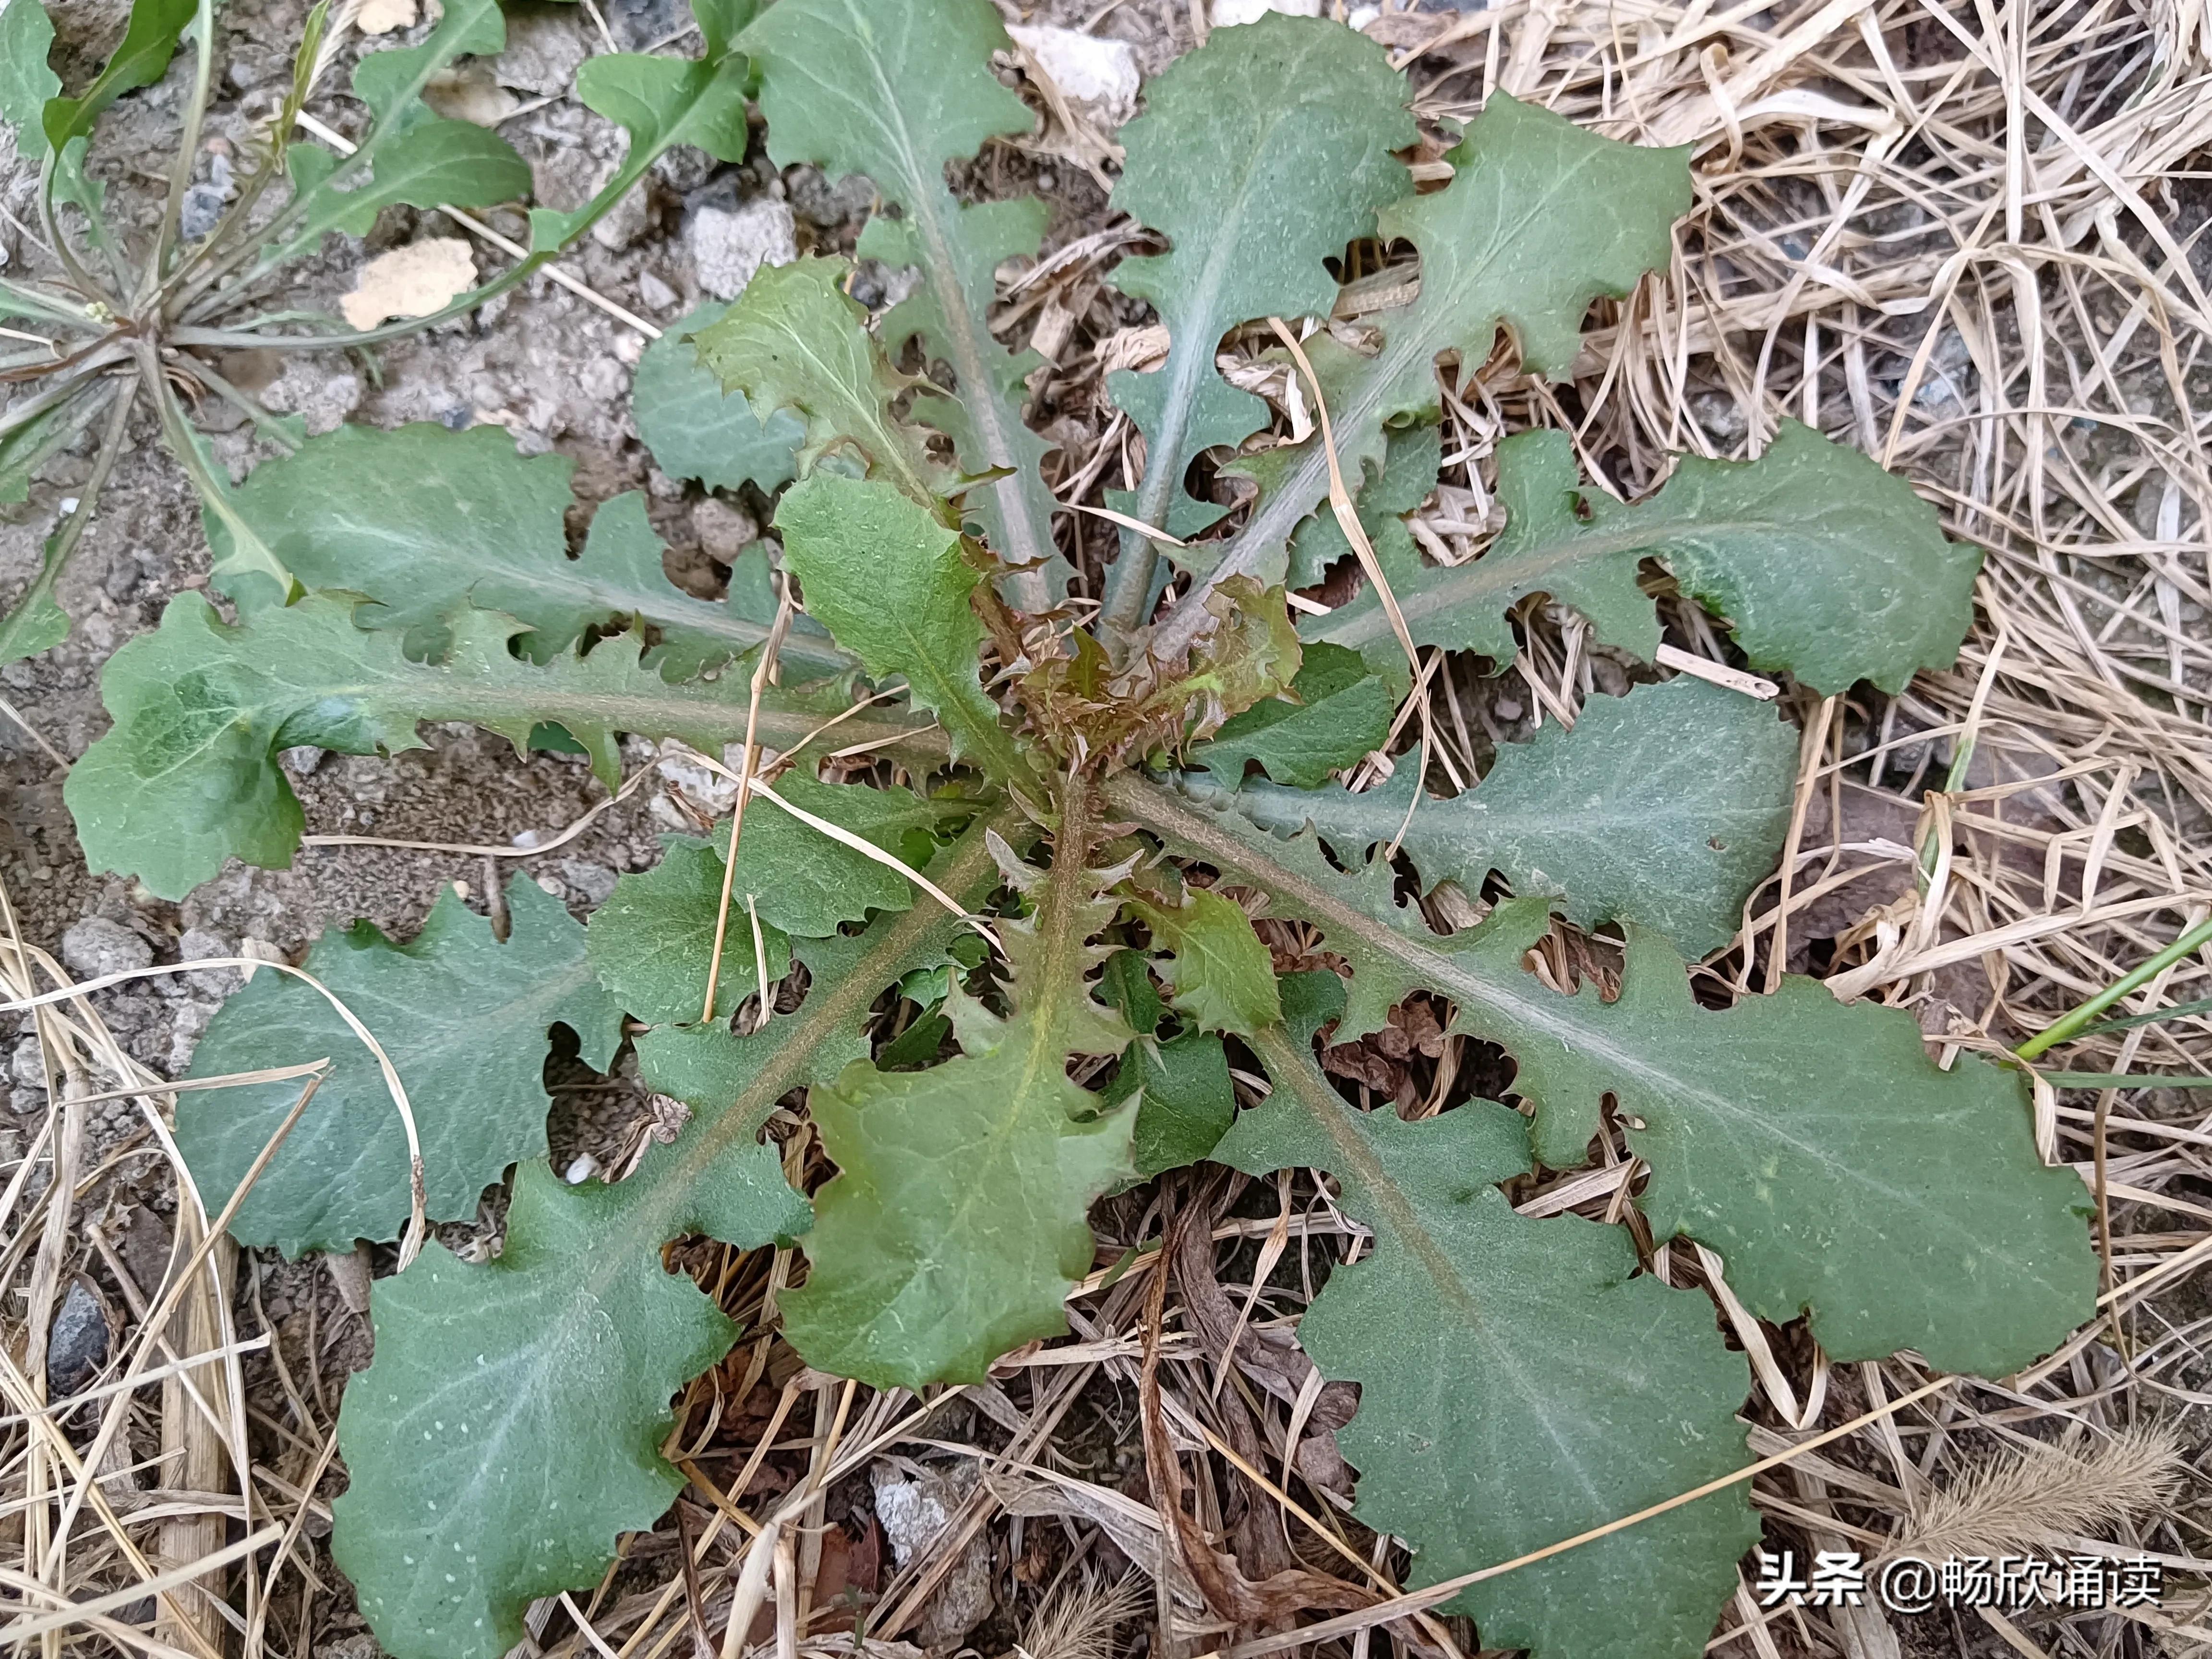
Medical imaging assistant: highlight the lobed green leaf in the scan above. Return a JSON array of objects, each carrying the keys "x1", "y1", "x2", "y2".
[
  {"x1": 333, "y1": 812, "x2": 1010, "y2": 1659},
  {"x1": 1131, "y1": 887, "x2": 1282, "y2": 1038},
  {"x1": 743, "y1": 0, "x2": 1071, "y2": 601},
  {"x1": 210, "y1": 423, "x2": 849, "y2": 680},
  {"x1": 1314, "y1": 423, "x2": 1981, "y2": 694},
  {"x1": 1099, "y1": 948, "x2": 1237, "y2": 1177},
  {"x1": 1151, "y1": 92, "x2": 1689, "y2": 658},
  {"x1": 587, "y1": 839, "x2": 795, "y2": 1026},
  {"x1": 1231, "y1": 1002, "x2": 1757, "y2": 1659},
  {"x1": 781, "y1": 791, "x2": 1135, "y2": 1387},
  {"x1": 41, "y1": 0, "x2": 194, "y2": 151},
  {"x1": 1114, "y1": 772, "x2": 2098, "y2": 1376},
  {"x1": 64, "y1": 593, "x2": 933, "y2": 900},
  {"x1": 180, "y1": 876, "x2": 622, "y2": 1257},
  {"x1": 772, "y1": 471, "x2": 1032, "y2": 785},
  {"x1": 523, "y1": 13, "x2": 757, "y2": 252},
  {"x1": 694, "y1": 256, "x2": 943, "y2": 507},
  {"x1": 632, "y1": 303, "x2": 802, "y2": 495},
  {"x1": 332, "y1": 1153, "x2": 805, "y2": 1659},
  {"x1": 1189, "y1": 640, "x2": 1395, "y2": 790},
  {"x1": 1099, "y1": 12, "x2": 1415, "y2": 632},
  {"x1": 264, "y1": 0, "x2": 527, "y2": 264},
  {"x1": 0, "y1": 0, "x2": 59, "y2": 163},
  {"x1": 1172, "y1": 675, "x2": 1797, "y2": 956}
]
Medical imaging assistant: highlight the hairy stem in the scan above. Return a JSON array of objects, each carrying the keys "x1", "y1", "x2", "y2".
[{"x1": 142, "y1": 346, "x2": 297, "y2": 597}]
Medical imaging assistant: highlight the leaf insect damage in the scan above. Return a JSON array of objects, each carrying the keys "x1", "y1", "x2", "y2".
[{"x1": 5, "y1": 2, "x2": 2100, "y2": 1657}]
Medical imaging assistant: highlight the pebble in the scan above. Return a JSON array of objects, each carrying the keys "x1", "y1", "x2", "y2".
[
  {"x1": 1007, "y1": 25, "x2": 1141, "y2": 126},
  {"x1": 179, "y1": 928, "x2": 241, "y2": 998},
  {"x1": 784, "y1": 166, "x2": 874, "y2": 231},
  {"x1": 61, "y1": 917, "x2": 153, "y2": 982},
  {"x1": 602, "y1": 0, "x2": 682, "y2": 50},
  {"x1": 692, "y1": 496, "x2": 759, "y2": 563},
  {"x1": 180, "y1": 182, "x2": 227, "y2": 241},
  {"x1": 653, "y1": 144, "x2": 717, "y2": 196},
  {"x1": 47, "y1": 1283, "x2": 108, "y2": 1396},
  {"x1": 686, "y1": 197, "x2": 797, "y2": 301},
  {"x1": 493, "y1": 8, "x2": 588, "y2": 95},
  {"x1": 9, "y1": 1036, "x2": 46, "y2": 1092},
  {"x1": 558, "y1": 860, "x2": 620, "y2": 905},
  {"x1": 262, "y1": 359, "x2": 364, "y2": 437}
]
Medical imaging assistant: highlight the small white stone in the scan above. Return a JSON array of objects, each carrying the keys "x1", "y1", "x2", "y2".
[
  {"x1": 178, "y1": 928, "x2": 240, "y2": 998},
  {"x1": 61, "y1": 917, "x2": 153, "y2": 982},
  {"x1": 9, "y1": 1036, "x2": 48, "y2": 1093},
  {"x1": 1212, "y1": 0, "x2": 1322, "y2": 22},
  {"x1": 1007, "y1": 24, "x2": 1141, "y2": 126},
  {"x1": 686, "y1": 198, "x2": 797, "y2": 302},
  {"x1": 692, "y1": 496, "x2": 759, "y2": 564}
]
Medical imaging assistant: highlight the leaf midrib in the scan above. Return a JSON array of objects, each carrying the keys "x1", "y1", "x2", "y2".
[
  {"x1": 555, "y1": 812, "x2": 1010, "y2": 1310},
  {"x1": 132, "y1": 662, "x2": 932, "y2": 791},
  {"x1": 853, "y1": 28, "x2": 1052, "y2": 579},
  {"x1": 1168, "y1": 143, "x2": 1614, "y2": 648},
  {"x1": 1251, "y1": 1023, "x2": 1612, "y2": 1514},
  {"x1": 1312, "y1": 515, "x2": 1792, "y2": 651}
]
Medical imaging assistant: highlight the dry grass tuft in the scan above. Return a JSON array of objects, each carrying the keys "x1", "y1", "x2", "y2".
[
  {"x1": 1012, "y1": 1570, "x2": 1149, "y2": 1659},
  {"x1": 1888, "y1": 1422, "x2": 2189, "y2": 1563}
]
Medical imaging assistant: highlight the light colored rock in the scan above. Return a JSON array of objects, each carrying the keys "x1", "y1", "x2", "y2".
[
  {"x1": 1213, "y1": 0, "x2": 1322, "y2": 22},
  {"x1": 591, "y1": 183, "x2": 651, "y2": 252},
  {"x1": 181, "y1": 153, "x2": 233, "y2": 243},
  {"x1": 61, "y1": 917, "x2": 153, "y2": 982},
  {"x1": 871, "y1": 1464, "x2": 994, "y2": 1646},
  {"x1": 687, "y1": 197, "x2": 796, "y2": 301},
  {"x1": 340, "y1": 238, "x2": 477, "y2": 331},
  {"x1": 653, "y1": 738, "x2": 769, "y2": 818},
  {"x1": 1008, "y1": 24, "x2": 1141, "y2": 126},
  {"x1": 355, "y1": 0, "x2": 416, "y2": 35},
  {"x1": 692, "y1": 497, "x2": 759, "y2": 564},
  {"x1": 422, "y1": 63, "x2": 520, "y2": 126},
  {"x1": 262, "y1": 359, "x2": 364, "y2": 437},
  {"x1": 168, "y1": 999, "x2": 217, "y2": 1077},
  {"x1": 495, "y1": 9, "x2": 589, "y2": 95},
  {"x1": 580, "y1": 357, "x2": 626, "y2": 403},
  {"x1": 558, "y1": 860, "x2": 620, "y2": 905},
  {"x1": 9, "y1": 1036, "x2": 46, "y2": 1092},
  {"x1": 637, "y1": 270, "x2": 679, "y2": 312},
  {"x1": 178, "y1": 929, "x2": 240, "y2": 998}
]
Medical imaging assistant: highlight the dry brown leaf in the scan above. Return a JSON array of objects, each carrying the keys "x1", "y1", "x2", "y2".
[
  {"x1": 1096, "y1": 324, "x2": 1169, "y2": 376},
  {"x1": 340, "y1": 239, "x2": 477, "y2": 330}
]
